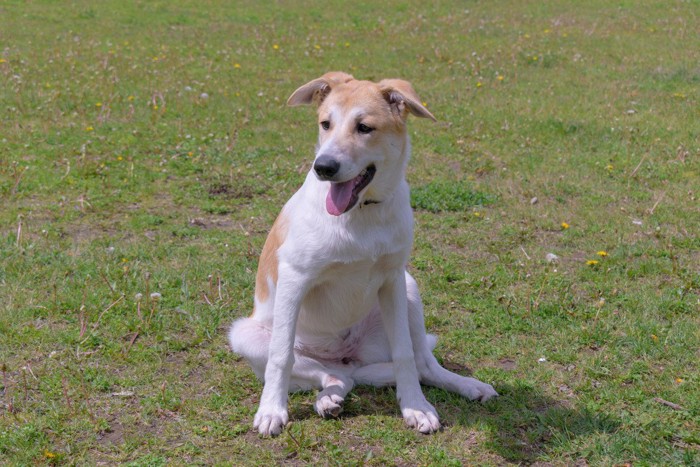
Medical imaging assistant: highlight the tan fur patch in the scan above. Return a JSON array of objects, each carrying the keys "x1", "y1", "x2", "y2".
[
  {"x1": 255, "y1": 213, "x2": 288, "y2": 303},
  {"x1": 320, "y1": 80, "x2": 403, "y2": 129}
]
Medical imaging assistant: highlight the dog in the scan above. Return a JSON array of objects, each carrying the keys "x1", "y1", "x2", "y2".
[{"x1": 229, "y1": 72, "x2": 498, "y2": 437}]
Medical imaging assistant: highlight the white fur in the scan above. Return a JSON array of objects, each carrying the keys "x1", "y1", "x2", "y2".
[{"x1": 229, "y1": 74, "x2": 497, "y2": 437}]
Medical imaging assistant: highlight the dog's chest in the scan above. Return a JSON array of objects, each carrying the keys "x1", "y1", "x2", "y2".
[{"x1": 298, "y1": 255, "x2": 397, "y2": 333}]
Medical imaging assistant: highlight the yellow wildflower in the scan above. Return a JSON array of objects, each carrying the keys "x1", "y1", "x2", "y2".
[
  {"x1": 651, "y1": 334, "x2": 658, "y2": 341},
  {"x1": 117, "y1": 156, "x2": 123, "y2": 161},
  {"x1": 86, "y1": 126, "x2": 94, "y2": 132},
  {"x1": 96, "y1": 102, "x2": 102, "y2": 107},
  {"x1": 44, "y1": 450, "x2": 57, "y2": 459},
  {"x1": 0, "y1": 58, "x2": 6, "y2": 64},
  {"x1": 597, "y1": 251, "x2": 608, "y2": 257},
  {"x1": 128, "y1": 95, "x2": 135, "y2": 101},
  {"x1": 476, "y1": 81, "x2": 482, "y2": 88},
  {"x1": 586, "y1": 260, "x2": 599, "y2": 266},
  {"x1": 561, "y1": 222, "x2": 569, "y2": 229},
  {"x1": 497, "y1": 75, "x2": 504, "y2": 81},
  {"x1": 233, "y1": 63, "x2": 241, "y2": 68},
  {"x1": 272, "y1": 44, "x2": 279, "y2": 50},
  {"x1": 676, "y1": 378, "x2": 683, "y2": 383}
]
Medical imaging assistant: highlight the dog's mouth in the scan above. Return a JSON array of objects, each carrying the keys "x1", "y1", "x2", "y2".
[{"x1": 326, "y1": 165, "x2": 376, "y2": 216}]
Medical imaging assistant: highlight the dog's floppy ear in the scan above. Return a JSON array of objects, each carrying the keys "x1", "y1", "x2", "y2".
[
  {"x1": 379, "y1": 79, "x2": 436, "y2": 122},
  {"x1": 287, "y1": 72, "x2": 355, "y2": 106}
]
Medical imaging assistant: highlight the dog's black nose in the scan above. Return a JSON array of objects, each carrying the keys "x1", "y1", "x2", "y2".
[{"x1": 314, "y1": 156, "x2": 340, "y2": 179}]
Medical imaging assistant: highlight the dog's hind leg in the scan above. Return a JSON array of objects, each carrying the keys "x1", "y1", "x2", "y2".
[
  {"x1": 312, "y1": 370, "x2": 354, "y2": 418},
  {"x1": 229, "y1": 317, "x2": 354, "y2": 418},
  {"x1": 405, "y1": 273, "x2": 499, "y2": 402}
]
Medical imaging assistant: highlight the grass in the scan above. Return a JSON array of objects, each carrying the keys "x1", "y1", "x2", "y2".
[{"x1": 1, "y1": 0, "x2": 698, "y2": 464}]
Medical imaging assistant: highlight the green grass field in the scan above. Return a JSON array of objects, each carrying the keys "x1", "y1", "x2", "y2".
[{"x1": 1, "y1": 0, "x2": 698, "y2": 464}]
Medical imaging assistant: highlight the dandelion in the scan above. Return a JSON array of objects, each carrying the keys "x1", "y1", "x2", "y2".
[
  {"x1": 586, "y1": 260, "x2": 599, "y2": 266},
  {"x1": 476, "y1": 81, "x2": 482, "y2": 88},
  {"x1": 272, "y1": 44, "x2": 279, "y2": 50},
  {"x1": 675, "y1": 378, "x2": 683, "y2": 383},
  {"x1": 128, "y1": 95, "x2": 135, "y2": 101},
  {"x1": 44, "y1": 450, "x2": 57, "y2": 459},
  {"x1": 497, "y1": 75, "x2": 504, "y2": 81},
  {"x1": 422, "y1": 101, "x2": 428, "y2": 107},
  {"x1": 597, "y1": 251, "x2": 608, "y2": 257},
  {"x1": 474, "y1": 212, "x2": 482, "y2": 217},
  {"x1": 86, "y1": 126, "x2": 94, "y2": 132},
  {"x1": 122, "y1": 257, "x2": 129, "y2": 263},
  {"x1": 314, "y1": 45, "x2": 320, "y2": 49},
  {"x1": 672, "y1": 93, "x2": 686, "y2": 99},
  {"x1": 651, "y1": 334, "x2": 658, "y2": 341},
  {"x1": 233, "y1": 63, "x2": 241, "y2": 68},
  {"x1": 544, "y1": 29, "x2": 551, "y2": 34},
  {"x1": 117, "y1": 155, "x2": 123, "y2": 161},
  {"x1": 153, "y1": 104, "x2": 158, "y2": 110},
  {"x1": 344, "y1": 42, "x2": 350, "y2": 47},
  {"x1": 605, "y1": 164, "x2": 613, "y2": 171},
  {"x1": 561, "y1": 222, "x2": 569, "y2": 230},
  {"x1": 532, "y1": 55, "x2": 539, "y2": 61},
  {"x1": 96, "y1": 102, "x2": 102, "y2": 107},
  {"x1": 187, "y1": 151, "x2": 193, "y2": 157},
  {"x1": 0, "y1": 58, "x2": 6, "y2": 64}
]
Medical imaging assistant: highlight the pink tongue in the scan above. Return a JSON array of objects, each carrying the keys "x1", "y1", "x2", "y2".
[{"x1": 326, "y1": 179, "x2": 355, "y2": 216}]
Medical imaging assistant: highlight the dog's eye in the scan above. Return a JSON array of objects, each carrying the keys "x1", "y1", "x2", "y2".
[
  {"x1": 357, "y1": 123, "x2": 374, "y2": 134},
  {"x1": 320, "y1": 120, "x2": 330, "y2": 130}
]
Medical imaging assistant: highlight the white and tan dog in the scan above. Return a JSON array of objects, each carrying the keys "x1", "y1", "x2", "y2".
[{"x1": 229, "y1": 72, "x2": 497, "y2": 436}]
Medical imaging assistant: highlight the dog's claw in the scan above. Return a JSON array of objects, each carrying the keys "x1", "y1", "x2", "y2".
[
  {"x1": 402, "y1": 405, "x2": 441, "y2": 434},
  {"x1": 315, "y1": 393, "x2": 344, "y2": 418},
  {"x1": 458, "y1": 377, "x2": 499, "y2": 402},
  {"x1": 254, "y1": 408, "x2": 288, "y2": 437}
]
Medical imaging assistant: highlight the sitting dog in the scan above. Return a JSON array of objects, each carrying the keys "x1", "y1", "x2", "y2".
[{"x1": 229, "y1": 72, "x2": 497, "y2": 436}]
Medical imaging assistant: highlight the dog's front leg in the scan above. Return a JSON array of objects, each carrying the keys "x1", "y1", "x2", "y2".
[
  {"x1": 378, "y1": 271, "x2": 441, "y2": 434},
  {"x1": 254, "y1": 264, "x2": 309, "y2": 436}
]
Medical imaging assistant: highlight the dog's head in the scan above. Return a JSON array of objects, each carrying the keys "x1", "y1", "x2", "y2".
[{"x1": 288, "y1": 72, "x2": 435, "y2": 216}]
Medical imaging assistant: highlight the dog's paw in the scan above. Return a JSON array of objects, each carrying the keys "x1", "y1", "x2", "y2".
[
  {"x1": 314, "y1": 393, "x2": 344, "y2": 418},
  {"x1": 401, "y1": 403, "x2": 441, "y2": 434},
  {"x1": 459, "y1": 377, "x2": 499, "y2": 402},
  {"x1": 253, "y1": 406, "x2": 288, "y2": 437}
]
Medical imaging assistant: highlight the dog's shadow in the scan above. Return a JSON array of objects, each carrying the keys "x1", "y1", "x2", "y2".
[{"x1": 289, "y1": 380, "x2": 618, "y2": 463}]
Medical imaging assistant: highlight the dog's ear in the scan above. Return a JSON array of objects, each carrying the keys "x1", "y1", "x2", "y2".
[
  {"x1": 287, "y1": 72, "x2": 355, "y2": 106},
  {"x1": 379, "y1": 79, "x2": 436, "y2": 122}
]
